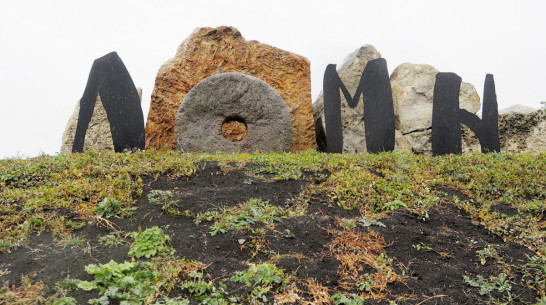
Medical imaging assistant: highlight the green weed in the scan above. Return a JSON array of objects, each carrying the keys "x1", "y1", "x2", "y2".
[
  {"x1": 357, "y1": 273, "x2": 373, "y2": 292},
  {"x1": 209, "y1": 225, "x2": 227, "y2": 236},
  {"x1": 52, "y1": 296, "x2": 77, "y2": 305},
  {"x1": 231, "y1": 263, "x2": 287, "y2": 287},
  {"x1": 463, "y1": 273, "x2": 512, "y2": 296},
  {"x1": 340, "y1": 218, "x2": 357, "y2": 229},
  {"x1": 520, "y1": 255, "x2": 546, "y2": 297},
  {"x1": 129, "y1": 226, "x2": 172, "y2": 258},
  {"x1": 412, "y1": 242, "x2": 434, "y2": 252},
  {"x1": 330, "y1": 292, "x2": 364, "y2": 305},
  {"x1": 148, "y1": 190, "x2": 180, "y2": 215},
  {"x1": 202, "y1": 198, "x2": 290, "y2": 235},
  {"x1": 382, "y1": 199, "x2": 407, "y2": 212},
  {"x1": 180, "y1": 271, "x2": 239, "y2": 304},
  {"x1": 152, "y1": 297, "x2": 190, "y2": 305},
  {"x1": 98, "y1": 230, "x2": 132, "y2": 246},
  {"x1": 0, "y1": 240, "x2": 16, "y2": 253},
  {"x1": 231, "y1": 263, "x2": 289, "y2": 302},
  {"x1": 61, "y1": 234, "x2": 86, "y2": 249},
  {"x1": 77, "y1": 260, "x2": 158, "y2": 304},
  {"x1": 94, "y1": 197, "x2": 132, "y2": 218},
  {"x1": 55, "y1": 276, "x2": 79, "y2": 292},
  {"x1": 477, "y1": 245, "x2": 500, "y2": 266},
  {"x1": 357, "y1": 217, "x2": 386, "y2": 228}
]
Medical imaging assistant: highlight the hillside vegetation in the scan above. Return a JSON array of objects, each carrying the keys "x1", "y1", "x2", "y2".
[{"x1": 0, "y1": 151, "x2": 545, "y2": 304}]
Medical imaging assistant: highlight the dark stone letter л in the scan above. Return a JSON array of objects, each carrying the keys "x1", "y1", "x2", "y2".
[{"x1": 72, "y1": 52, "x2": 145, "y2": 153}]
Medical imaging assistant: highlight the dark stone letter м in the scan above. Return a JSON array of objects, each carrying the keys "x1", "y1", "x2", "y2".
[
  {"x1": 322, "y1": 58, "x2": 395, "y2": 153},
  {"x1": 432, "y1": 73, "x2": 500, "y2": 156},
  {"x1": 72, "y1": 52, "x2": 145, "y2": 153}
]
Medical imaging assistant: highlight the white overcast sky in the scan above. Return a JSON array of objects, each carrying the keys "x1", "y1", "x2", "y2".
[{"x1": 0, "y1": 0, "x2": 545, "y2": 158}]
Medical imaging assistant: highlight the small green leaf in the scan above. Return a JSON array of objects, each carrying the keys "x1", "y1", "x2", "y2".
[{"x1": 77, "y1": 280, "x2": 98, "y2": 291}]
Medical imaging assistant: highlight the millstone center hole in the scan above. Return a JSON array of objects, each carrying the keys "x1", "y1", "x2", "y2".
[{"x1": 222, "y1": 116, "x2": 247, "y2": 142}]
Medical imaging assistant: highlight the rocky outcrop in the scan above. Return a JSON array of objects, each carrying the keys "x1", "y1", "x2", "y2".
[
  {"x1": 175, "y1": 73, "x2": 292, "y2": 153},
  {"x1": 313, "y1": 45, "x2": 382, "y2": 153},
  {"x1": 145, "y1": 26, "x2": 315, "y2": 152},
  {"x1": 499, "y1": 104, "x2": 537, "y2": 115},
  {"x1": 61, "y1": 89, "x2": 142, "y2": 154},
  {"x1": 390, "y1": 62, "x2": 481, "y2": 134},
  {"x1": 463, "y1": 107, "x2": 546, "y2": 154}
]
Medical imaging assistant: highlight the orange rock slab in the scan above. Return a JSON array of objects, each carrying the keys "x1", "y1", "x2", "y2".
[{"x1": 145, "y1": 26, "x2": 315, "y2": 152}]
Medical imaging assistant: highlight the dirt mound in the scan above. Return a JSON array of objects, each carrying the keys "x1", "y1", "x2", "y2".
[{"x1": 0, "y1": 163, "x2": 541, "y2": 304}]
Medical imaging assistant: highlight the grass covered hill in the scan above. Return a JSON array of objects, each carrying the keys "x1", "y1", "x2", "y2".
[{"x1": 0, "y1": 151, "x2": 545, "y2": 304}]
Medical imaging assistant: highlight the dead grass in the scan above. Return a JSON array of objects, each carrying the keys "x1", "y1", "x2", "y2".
[
  {"x1": 0, "y1": 276, "x2": 46, "y2": 305},
  {"x1": 327, "y1": 229, "x2": 399, "y2": 299},
  {"x1": 301, "y1": 278, "x2": 331, "y2": 305}
]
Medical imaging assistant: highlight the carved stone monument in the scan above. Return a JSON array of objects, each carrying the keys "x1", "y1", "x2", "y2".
[{"x1": 145, "y1": 26, "x2": 315, "y2": 152}]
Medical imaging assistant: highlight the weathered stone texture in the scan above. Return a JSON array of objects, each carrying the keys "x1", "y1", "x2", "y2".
[
  {"x1": 61, "y1": 89, "x2": 142, "y2": 154},
  {"x1": 390, "y1": 63, "x2": 481, "y2": 135},
  {"x1": 499, "y1": 104, "x2": 537, "y2": 115},
  {"x1": 145, "y1": 26, "x2": 315, "y2": 152},
  {"x1": 463, "y1": 108, "x2": 546, "y2": 154},
  {"x1": 222, "y1": 120, "x2": 247, "y2": 142},
  {"x1": 175, "y1": 72, "x2": 292, "y2": 154}
]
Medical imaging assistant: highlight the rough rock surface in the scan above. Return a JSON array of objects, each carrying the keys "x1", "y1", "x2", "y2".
[
  {"x1": 61, "y1": 89, "x2": 142, "y2": 154},
  {"x1": 312, "y1": 47, "x2": 480, "y2": 154},
  {"x1": 145, "y1": 26, "x2": 314, "y2": 152},
  {"x1": 390, "y1": 63, "x2": 481, "y2": 135},
  {"x1": 387, "y1": 63, "x2": 481, "y2": 155},
  {"x1": 174, "y1": 72, "x2": 292, "y2": 153},
  {"x1": 463, "y1": 108, "x2": 546, "y2": 154},
  {"x1": 499, "y1": 104, "x2": 537, "y2": 115},
  {"x1": 222, "y1": 120, "x2": 247, "y2": 142},
  {"x1": 313, "y1": 45, "x2": 382, "y2": 153}
]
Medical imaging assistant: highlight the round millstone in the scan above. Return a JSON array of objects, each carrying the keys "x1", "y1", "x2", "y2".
[{"x1": 174, "y1": 72, "x2": 293, "y2": 153}]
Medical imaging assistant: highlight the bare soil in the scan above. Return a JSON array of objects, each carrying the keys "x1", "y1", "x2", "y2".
[{"x1": 0, "y1": 162, "x2": 540, "y2": 304}]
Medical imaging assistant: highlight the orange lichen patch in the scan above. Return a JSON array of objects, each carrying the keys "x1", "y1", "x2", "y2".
[
  {"x1": 145, "y1": 26, "x2": 315, "y2": 152},
  {"x1": 222, "y1": 119, "x2": 247, "y2": 142},
  {"x1": 301, "y1": 278, "x2": 331, "y2": 305},
  {"x1": 327, "y1": 230, "x2": 399, "y2": 299}
]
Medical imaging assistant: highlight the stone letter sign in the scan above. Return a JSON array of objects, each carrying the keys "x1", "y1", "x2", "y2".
[
  {"x1": 72, "y1": 52, "x2": 145, "y2": 153},
  {"x1": 323, "y1": 58, "x2": 395, "y2": 153},
  {"x1": 432, "y1": 73, "x2": 500, "y2": 155}
]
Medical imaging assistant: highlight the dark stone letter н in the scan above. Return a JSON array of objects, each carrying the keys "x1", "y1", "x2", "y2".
[
  {"x1": 72, "y1": 52, "x2": 145, "y2": 153},
  {"x1": 432, "y1": 73, "x2": 500, "y2": 156},
  {"x1": 322, "y1": 58, "x2": 395, "y2": 153}
]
